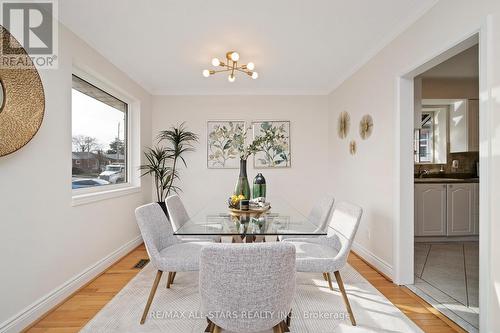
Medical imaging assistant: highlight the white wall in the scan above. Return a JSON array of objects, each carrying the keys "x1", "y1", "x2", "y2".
[
  {"x1": 152, "y1": 95, "x2": 329, "y2": 216},
  {"x1": 327, "y1": 78, "x2": 395, "y2": 271},
  {"x1": 0, "y1": 24, "x2": 152, "y2": 330},
  {"x1": 327, "y1": 0, "x2": 500, "y2": 331}
]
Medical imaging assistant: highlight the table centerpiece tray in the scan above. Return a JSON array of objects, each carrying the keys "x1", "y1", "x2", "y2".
[{"x1": 228, "y1": 205, "x2": 271, "y2": 215}]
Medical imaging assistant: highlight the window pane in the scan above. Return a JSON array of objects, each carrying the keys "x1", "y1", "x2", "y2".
[
  {"x1": 72, "y1": 75, "x2": 127, "y2": 189},
  {"x1": 418, "y1": 113, "x2": 433, "y2": 163}
]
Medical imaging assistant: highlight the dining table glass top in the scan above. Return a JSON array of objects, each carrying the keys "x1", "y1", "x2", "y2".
[{"x1": 173, "y1": 198, "x2": 326, "y2": 236}]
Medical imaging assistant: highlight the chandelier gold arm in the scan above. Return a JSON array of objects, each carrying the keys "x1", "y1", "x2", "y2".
[
  {"x1": 212, "y1": 68, "x2": 233, "y2": 73},
  {"x1": 210, "y1": 65, "x2": 252, "y2": 74},
  {"x1": 235, "y1": 68, "x2": 253, "y2": 75}
]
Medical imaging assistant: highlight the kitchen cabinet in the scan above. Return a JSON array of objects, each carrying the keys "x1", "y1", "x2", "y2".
[
  {"x1": 449, "y1": 99, "x2": 479, "y2": 153},
  {"x1": 415, "y1": 182, "x2": 479, "y2": 237},
  {"x1": 447, "y1": 183, "x2": 474, "y2": 235},
  {"x1": 414, "y1": 184, "x2": 447, "y2": 236}
]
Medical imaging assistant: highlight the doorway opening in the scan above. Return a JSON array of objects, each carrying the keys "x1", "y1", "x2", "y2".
[{"x1": 396, "y1": 34, "x2": 481, "y2": 332}]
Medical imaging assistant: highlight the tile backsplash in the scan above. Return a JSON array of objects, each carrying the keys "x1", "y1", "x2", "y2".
[{"x1": 415, "y1": 151, "x2": 479, "y2": 176}]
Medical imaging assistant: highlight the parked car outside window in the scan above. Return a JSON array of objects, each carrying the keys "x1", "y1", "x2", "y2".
[{"x1": 98, "y1": 164, "x2": 125, "y2": 183}]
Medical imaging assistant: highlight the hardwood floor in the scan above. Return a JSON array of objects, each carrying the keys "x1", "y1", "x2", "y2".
[
  {"x1": 24, "y1": 244, "x2": 149, "y2": 333},
  {"x1": 349, "y1": 253, "x2": 466, "y2": 333},
  {"x1": 25, "y1": 244, "x2": 465, "y2": 333}
]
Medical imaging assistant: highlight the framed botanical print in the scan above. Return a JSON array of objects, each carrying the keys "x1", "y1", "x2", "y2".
[
  {"x1": 252, "y1": 120, "x2": 291, "y2": 168},
  {"x1": 207, "y1": 120, "x2": 245, "y2": 169}
]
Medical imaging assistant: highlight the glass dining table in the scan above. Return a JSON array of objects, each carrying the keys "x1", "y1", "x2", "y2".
[{"x1": 174, "y1": 198, "x2": 326, "y2": 242}]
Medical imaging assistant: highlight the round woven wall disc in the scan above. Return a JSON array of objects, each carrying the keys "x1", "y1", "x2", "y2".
[
  {"x1": 0, "y1": 25, "x2": 45, "y2": 157},
  {"x1": 337, "y1": 111, "x2": 350, "y2": 139}
]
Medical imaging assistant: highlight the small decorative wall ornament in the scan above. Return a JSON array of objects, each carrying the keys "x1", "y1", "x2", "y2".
[
  {"x1": 359, "y1": 114, "x2": 374, "y2": 140},
  {"x1": 337, "y1": 111, "x2": 350, "y2": 139},
  {"x1": 0, "y1": 25, "x2": 45, "y2": 157},
  {"x1": 349, "y1": 140, "x2": 357, "y2": 155}
]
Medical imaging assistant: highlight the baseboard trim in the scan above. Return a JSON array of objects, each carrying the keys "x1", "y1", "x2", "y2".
[
  {"x1": 0, "y1": 235, "x2": 143, "y2": 333},
  {"x1": 351, "y1": 242, "x2": 393, "y2": 281}
]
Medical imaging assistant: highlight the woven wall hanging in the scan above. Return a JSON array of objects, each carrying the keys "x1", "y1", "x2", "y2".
[{"x1": 0, "y1": 25, "x2": 45, "y2": 157}]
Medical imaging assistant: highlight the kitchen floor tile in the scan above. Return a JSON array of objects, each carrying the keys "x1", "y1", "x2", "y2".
[
  {"x1": 421, "y1": 243, "x2": 467, "y2": 305},
  {"x1": 414, "y1": 243, "x2": 430, "y2": 278},
  {"x1": 412, "y1": 242, "x2": 479, "y2": 331},
  {"x1": 464, "y1": 242, "x2": 479, "y2": 310}
]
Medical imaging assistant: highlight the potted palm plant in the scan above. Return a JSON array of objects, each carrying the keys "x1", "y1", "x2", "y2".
[{"x1": 140, "y1": 122, "x2": 198, "y2": 217}]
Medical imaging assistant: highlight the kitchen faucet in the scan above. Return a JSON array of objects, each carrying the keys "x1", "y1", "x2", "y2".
[{"x1": 419, "y1": 169, "x2": 430, "y2": 178}]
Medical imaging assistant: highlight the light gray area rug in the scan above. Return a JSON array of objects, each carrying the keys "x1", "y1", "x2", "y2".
[{"x1": 82, "y1": 263, "x2": 423, "y2": 333}]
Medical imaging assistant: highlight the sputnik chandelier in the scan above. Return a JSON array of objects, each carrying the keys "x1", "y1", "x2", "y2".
[{"x1": 202, "y1": 51, "x2": 258, "y2": 82}]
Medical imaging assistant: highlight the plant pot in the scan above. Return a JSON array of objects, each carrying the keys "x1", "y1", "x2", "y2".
[{"x1": 157, "y1": 201, "x2": 169, "y2": 219}]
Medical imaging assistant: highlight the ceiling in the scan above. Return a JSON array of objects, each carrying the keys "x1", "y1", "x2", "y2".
[
  {"x1": 420, "y1": 44, "x2": 479, "y2": 79},
  {"x1": 59, "y1": 0, "x2": 437, "y2": 95}
]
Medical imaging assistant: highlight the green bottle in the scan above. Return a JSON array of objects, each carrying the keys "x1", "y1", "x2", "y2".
[
  {"x1": 252, "y1": 173, "x2": 266, "y2": 202},
  {"x1": 234, "y1": 159, "x2": 250, "y2": 199}
]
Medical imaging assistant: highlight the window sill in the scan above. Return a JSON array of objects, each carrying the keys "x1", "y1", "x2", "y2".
[{"x1": 72, "y1": 185, "x2": 141, "y2": 206}]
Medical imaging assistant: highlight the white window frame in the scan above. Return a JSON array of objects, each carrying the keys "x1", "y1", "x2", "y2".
[{"x1": 71, "y1": 65, "x2": 141, "y2": 206}]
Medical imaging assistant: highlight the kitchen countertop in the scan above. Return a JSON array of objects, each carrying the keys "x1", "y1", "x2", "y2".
[{"x1": 414, "y1": 177, "x2": 479, "y2": 184}]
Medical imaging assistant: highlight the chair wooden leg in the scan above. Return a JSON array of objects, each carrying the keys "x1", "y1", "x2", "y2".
[
  {"x1": 273, "y1": 323, "x2": 284, "y2": 333},
  {"x1": 205, "y1": 318, "x2": 215, "y2": 332},
  {"x1": 325, "y1": 272, "x2": 334, "y2": 290},
  {"x1": 334, "y1": 270, "x2": 356, "y2": 326},
  {"x1": 286, "y1": 309, "x2": 292, "y2": 326},
  {"x1": 281, "y1": 320, "x2": 290, "y2": 332},
  {"x1": 213, "y1": 324, "x2": 222, "y2": 333},
  {"x1": 140, "y1": 270, "x2": 163, "y2": 324},
  {"x1": 166, "y1": 272, "x2": 173, "y2": 288},
  {"x1": 166, "y1": 272, "x2": 177, "y2": 288},
  {"x1": 323, "y1": 272, "x2": 328, "y2": 281}
]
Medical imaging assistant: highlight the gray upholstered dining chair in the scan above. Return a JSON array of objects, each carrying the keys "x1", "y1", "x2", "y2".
[
  {"x1": 199, "y1": 243, "x2": 296, "y2": 333},
  {"x1": 166, "y1": 194, "x2": 221, "y2": 243},
  {"x1": 282, "y1": 201, "x2": 362, "y2": 326},
  {"x1": 135, "y1": 203, "x2": 212, "y2": 325},
  {"x1": 279, "y1": 195, "x2": 335, "y2": 241}
]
